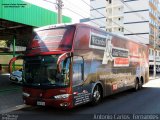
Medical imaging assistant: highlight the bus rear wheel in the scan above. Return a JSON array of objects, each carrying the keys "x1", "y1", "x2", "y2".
[
  {"x1": 91, "y1": 85, "x2": 102, "y2": 105},
  {"x1": 138, "y1": 80, "x2": 143, "y2": 90},
  {"x1": 134, "y1": 79, "x2": 139, "y2": 91}
]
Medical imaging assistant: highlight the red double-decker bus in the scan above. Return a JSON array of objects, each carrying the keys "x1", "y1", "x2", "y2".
[{"x1": 9, "y1": 23, "x2": 149, "y2": 108}]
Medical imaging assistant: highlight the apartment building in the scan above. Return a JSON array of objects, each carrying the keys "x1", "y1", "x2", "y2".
[
  {"x1": 106, "y1": 0, "x2": 124, "y2": 34},
  {"x1": 90, "y1": 0, "x2": 124, "y2": 33},
  {"x1": 123, "y1": 0, "x2": 160, "y2": 70},
  {"x1": 90, "y1": 0, "x2": 106, "y2": 30},
  {"x1": 90, "y1": 0, "x2": 160, "y2": 70}
]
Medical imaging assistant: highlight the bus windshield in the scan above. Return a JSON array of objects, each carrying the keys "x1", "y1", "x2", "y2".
[
  {"x1": 23, "y1": 55, "x2": 70, "y2": 87},
  {"x1": 27, "y1": 26, "x2": 75, "y2": 53}
]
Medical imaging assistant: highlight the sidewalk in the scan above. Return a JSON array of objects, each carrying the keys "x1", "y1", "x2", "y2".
[
  {"x1": 149, "y1": 76, "x2": 160, "y2": 80},
  {"x1": 144, "y1": 77, "x2": 160, "y2": 88}
]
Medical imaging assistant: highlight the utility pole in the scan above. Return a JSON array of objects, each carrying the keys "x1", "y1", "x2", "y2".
[
  {"x1": 44, "y1": 0, "x2": 63, "y2": 24},
  {"x1": 57, "y1": 0, "x2": 63, "y2": 24},
  {"x1": 154, "y1": 26, "x2": 157, "y2": 79},
  {"x1": 13, "y1": 35, "x2": 16, "y2": 71}
]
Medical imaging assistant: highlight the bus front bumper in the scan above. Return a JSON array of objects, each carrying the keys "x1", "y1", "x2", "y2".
[{"x1": 23, "y1": 96, "x2": 73, "y2": 109}]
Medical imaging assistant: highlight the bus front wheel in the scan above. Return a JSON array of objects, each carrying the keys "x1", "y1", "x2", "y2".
[{"x1": 91, "y1": 85, "x2": 102, "y2": 105}]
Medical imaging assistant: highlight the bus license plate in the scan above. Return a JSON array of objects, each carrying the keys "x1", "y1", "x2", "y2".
[{"x1": 37, "y1": 101, "x2": 45, "y2": 106}]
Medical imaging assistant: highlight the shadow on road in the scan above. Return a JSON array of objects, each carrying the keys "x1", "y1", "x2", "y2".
[
  {"x1": 7, "y1": 85, "x2": 160, "y2": 120},
  {"x1": 2, "y1": 73, "x2": 160, "y2": 120},
  {"x1": 12, "y1": 88, "x2": 149, "y2": 113}
]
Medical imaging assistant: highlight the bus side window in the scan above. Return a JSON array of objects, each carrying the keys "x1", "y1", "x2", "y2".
[{"x1": 72, "y1": 56, "x2": 84, "y2": 86}]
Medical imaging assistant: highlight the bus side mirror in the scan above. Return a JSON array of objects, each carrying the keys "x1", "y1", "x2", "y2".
[
  {"x1": 9, "y1": 56, "x2": 24, "y2": 73},
  {"x1": 57, "y1": 52, "x2": 72, "y2": 73}
]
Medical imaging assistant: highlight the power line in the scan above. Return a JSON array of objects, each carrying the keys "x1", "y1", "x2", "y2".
[
  {"x1": 63, "y1": 0, "x2": 105, "y2": 24},
  {"x1": 63, "y1": 7, "x2": 102, "y2": 27},
  {"x1": 81, "y1": 0, "x2": 149, "y2": 40},
  {"x1": 63, "y1": 0, "x2": 90, "y2": 17},
  {"x1": 81, "y1": 0, "x2": 105, "y2": 17},
  {"x1": 120, "y1": 0, "x2": 148, "y2": 21},
  {"x1": 44, "y1": 0, "x2": 63, "y2": 23}
]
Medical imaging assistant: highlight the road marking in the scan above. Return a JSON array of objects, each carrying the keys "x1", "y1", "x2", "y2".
[{"x1": 0, "y1": 104, "x2": 30, "y2": 114}]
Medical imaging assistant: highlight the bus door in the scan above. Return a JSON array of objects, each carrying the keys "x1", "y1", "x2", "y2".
[{"x1": 72, "y1": 56, "x2": 89, "y2": 106}]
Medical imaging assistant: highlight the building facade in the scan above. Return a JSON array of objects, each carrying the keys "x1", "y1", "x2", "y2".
[
  {"x1": 123, "y1": 0, "x2": 160, "y2": 70},
  {"x1": 106, "y1": 0, "x2": 124, "y2": 34},
  {"x1": 90, "y1": 0, "x2": 160, "y2": 70},
  {"x1": 90, "y1": 0, "x2": 106, "y2": 30}
]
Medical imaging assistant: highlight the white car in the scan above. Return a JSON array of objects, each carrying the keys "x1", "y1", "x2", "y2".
[{"x1": 9, "y1": 70, "x2": 22, "y2": 83}]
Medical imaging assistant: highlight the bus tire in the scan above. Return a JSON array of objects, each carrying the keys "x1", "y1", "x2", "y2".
[
  {"x1": 134, "y1": 78, "x2": 139, "y2": 91},
  {"x1": 91, "y1": 85, "x2": 102, "y2": 105},
  {"x1": 138, "y1": 81, "x2": 142, "y2": 90},
  {"x1": 139, "y1": 77, "x2": 143, "y2": 90}
]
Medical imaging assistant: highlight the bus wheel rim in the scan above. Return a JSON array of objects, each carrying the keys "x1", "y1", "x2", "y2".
[{"x1": 93, "y1": 86, "x2": 101, "y2": 102}]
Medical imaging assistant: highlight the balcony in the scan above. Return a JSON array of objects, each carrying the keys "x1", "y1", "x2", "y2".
[
  {"x1": 106, "y1": 0, "x2": 123, "y2": 8},
  {"x1": 149, "y1": 0, "x2": 158, "y2": 11}
]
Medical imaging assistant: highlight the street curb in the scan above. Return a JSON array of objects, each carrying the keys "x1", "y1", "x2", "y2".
[{"x1": 0, "y1": 104, "x2": 29, "y2": 114}]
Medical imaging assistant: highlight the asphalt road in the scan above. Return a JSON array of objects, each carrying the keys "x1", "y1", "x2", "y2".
[
  {"x1": 1, "y1": 73, "x2": 160, "y2": 120},
  {"x1": 0, "y1": 74, "x2": 23, "y2": 113}
]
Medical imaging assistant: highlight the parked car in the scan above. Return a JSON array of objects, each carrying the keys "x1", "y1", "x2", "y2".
[{"x1": 9, "y1": 69, "x2": 22, "y2": 83}]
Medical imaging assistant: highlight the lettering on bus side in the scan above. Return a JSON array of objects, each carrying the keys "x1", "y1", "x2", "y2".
[
  {"x1": 89, "y1": 32, "x2": 108, "y2": 50},
  {"x1": 112, "y1": 48, "x2": 129, "y2": 58},
  {"x1": 89, "y1": 32, "x2": 113, "y2": 64},
  {"x1": 90, "y1": 35, "x2": 106, "y2": 48},
  {"x1": 89, "y1": 32, "x2": 130, "y2": 66}
]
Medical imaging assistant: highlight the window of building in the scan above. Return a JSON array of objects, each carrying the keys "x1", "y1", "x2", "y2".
[
  {"x1": 122, "y1": 27, "x2": 124, "y2": 32},
  {"x1": 119, "y1": 28, "x2": 121, "y2": 31},
  {"x1": 156, "y1": 51, "x2": 157, "y2": 56},
  {"x1": 118, "y1": 18, "x2": 121, "y2": 20},
  {"x1": 152, "y1": 50, "x2": 154, "y2": 55},
  {"x1": 109, "y1": 0, "x2": 112, "y2": 4}
]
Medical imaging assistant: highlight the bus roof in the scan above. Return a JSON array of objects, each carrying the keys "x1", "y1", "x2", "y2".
[
  {"x1": 34, "y1": 23, "x2": 147, "y2": 46},
  {"x1": 34, "y1": 23, "x2": 73, "y2": 32}
]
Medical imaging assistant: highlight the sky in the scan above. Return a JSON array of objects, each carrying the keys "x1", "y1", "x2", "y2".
[{"x1": 23, "y1": 0, "x2": 90, "y2": 23}]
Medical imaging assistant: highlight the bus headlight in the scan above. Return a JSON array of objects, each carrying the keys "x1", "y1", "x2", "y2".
[
  {"x1": 23, "y1": 92, "x2": 30, "y2": 97},
  {"x1": 54, "y1": 94, "x2": 71, "y2": 99}
]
